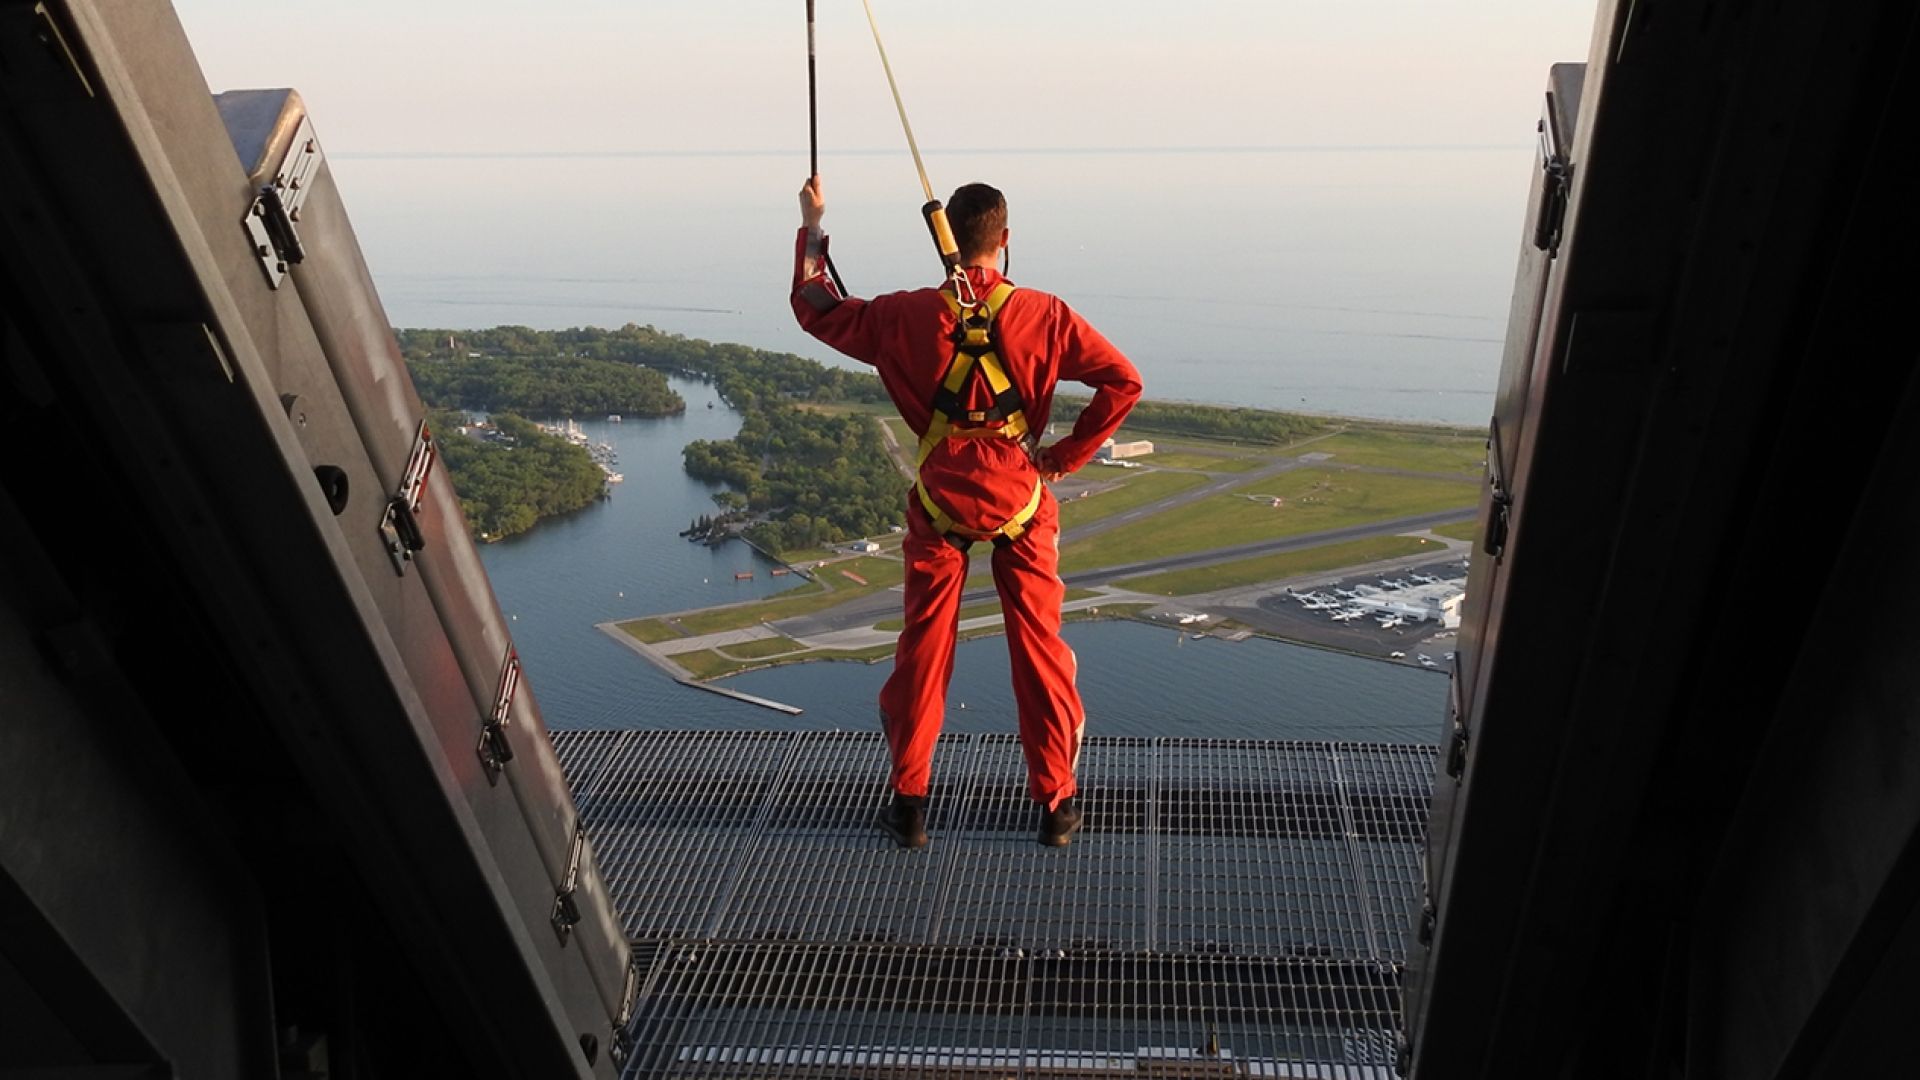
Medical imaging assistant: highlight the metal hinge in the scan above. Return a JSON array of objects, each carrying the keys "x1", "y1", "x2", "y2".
[
  {"x1": 609, "y1": 960, "x2": 640, "y2": 1066},
  {"x1": 378, "y1": 420, "x2": 435, "y2": 575},
  {"x1": 1532, "y1": 92, "x2": 1573, "y2": 255},
  {"x1": 1417, "y1": 899, "x2": 1438, "y2": 947},
  {"x1": 1483, "y1": 418, "x2": 1512, "y2": 559},
  {"x1": 551, "y1": 824, "x2": 586, "y2": 946},
  {"x1": 242, "y1": 113, "x2": 321, "y2": 289},
  {"x1": 476, "y1": 647, "x2": 519, "y2": 784}
]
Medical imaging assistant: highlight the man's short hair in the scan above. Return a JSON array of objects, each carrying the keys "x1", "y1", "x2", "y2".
[{"x1": 947, "y1": 183, "x2": 1007, "y2": 261}]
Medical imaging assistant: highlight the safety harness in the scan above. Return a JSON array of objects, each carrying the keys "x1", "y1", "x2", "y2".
[{"x1": 913, "y1": 280, "x2": 1043, "y2": 545}]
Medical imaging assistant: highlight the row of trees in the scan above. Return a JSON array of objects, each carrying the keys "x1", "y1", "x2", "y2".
[
  {"x1": 1053, "y1": 396, "x2": 1330, "y2": 445},
  {"x1": 683, "y1": 406, "x2": 903, "y2": 552},
  {"x1": 433, "y1": 413, "x2": 606, "y2": 541},
  {"x1": 403, "y1": 350, "x2": 683, "y2": 418},
  {"x1": 397, "y1": 324, "x2": 890, "y2": 413},
  {"x1": 397, "y1": 324, "x2": 899, "y2": 549}
]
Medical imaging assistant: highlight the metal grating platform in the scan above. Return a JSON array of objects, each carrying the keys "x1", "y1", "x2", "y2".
[{"x1": 554, "y1": 730, "x2": 1434, "y2": 1078}]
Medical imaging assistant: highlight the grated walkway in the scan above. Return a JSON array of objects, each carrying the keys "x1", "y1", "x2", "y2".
[{"x1": 554, "y1": 730, "x2": 1434, "y2": 1079}]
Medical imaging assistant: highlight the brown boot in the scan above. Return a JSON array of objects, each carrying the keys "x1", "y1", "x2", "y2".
[
  {"x1": 1038, "y1": 796, "x2": 1083, "y2": 847},
  {"x1": 878, "y1": 793, "x2": 929, "y2": 849}
]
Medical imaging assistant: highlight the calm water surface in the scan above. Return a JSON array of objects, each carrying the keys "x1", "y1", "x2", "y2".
[{"x1": 343, "y1": 147, "x2": 1529, "y2": 426}]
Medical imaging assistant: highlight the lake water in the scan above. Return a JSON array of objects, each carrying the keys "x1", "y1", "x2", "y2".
[
  {"x1": 339, "y1": 146, "x2": 1531, "y2": 426},
  {"x1": 484, "y1": 385, "x2": 1446, "y2": 742}
]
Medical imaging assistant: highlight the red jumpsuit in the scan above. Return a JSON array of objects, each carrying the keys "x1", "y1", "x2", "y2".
[{"x1": 790, "y1": 227, "x2": 1142, "y2": 808}]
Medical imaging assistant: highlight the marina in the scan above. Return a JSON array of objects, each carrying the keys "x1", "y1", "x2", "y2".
[{"x1": 541, "y1": 417, "x2": 625, "y2": 486}]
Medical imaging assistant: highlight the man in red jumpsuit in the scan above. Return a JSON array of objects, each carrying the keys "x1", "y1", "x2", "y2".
[{"x1": 791, "y1": 175, "x2": 1142, "y2": 849}]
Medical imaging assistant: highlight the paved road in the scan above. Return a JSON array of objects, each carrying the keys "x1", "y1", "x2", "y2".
[
  {"x1": 769, "y1": 505, "x2": 1476, "y2": 638},
  {"x1": 875, "y1": 416, "x2": 914, "y2": 479}
]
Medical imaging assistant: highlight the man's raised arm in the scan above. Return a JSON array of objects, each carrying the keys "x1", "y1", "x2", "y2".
[{"x1": 790, "y1": 176, "x2": 884, "y2": 365}]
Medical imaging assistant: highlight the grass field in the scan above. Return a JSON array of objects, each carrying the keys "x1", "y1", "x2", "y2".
[
  {"x1": 774, "y1": 546, "x2": 839, "y2": 565},
  {"x1": 633, "y1": 416, "x2": 1488, "y2": 658},
  {"x1": 1094, "y1": 418, "x2": 1341, "y2": 449},
  {"x1": 719, "y1": 635, "x2": 802, "y2": 659},
  {"x1": 1059, "y1": 469, "x2": 1478, "y2": 573},
  {"x1": 1056, "y1": 470, "x2": 1211, "y2": 530},
  {"x1": 1311, "y1": 428, "x2": 1487, "y2": 475},
  {"x1": 1114, "y1": 535, "x2": 1437, "y2": 596},
  {"x1": 671, "y1": 649, "x2": 755, "y2": 679},
  {"x1": 1139, "y1": 451, "x2": 1264, "y2": 472},
  {"x1": 617, "y1": 618, "x2": 682, "y2": 644},
  {"x1": 1430, "y1": 518, "x2": 1481, "y2": 542},
  {"x1": 797, "y1": 401, "x2": 896, "y2": 417},
  {"x1": 805, "y1": 642, "x2": 899, "y2": 664},
  {"x1": 672, "y1": 556, "x2": 906, "y2": 635}
]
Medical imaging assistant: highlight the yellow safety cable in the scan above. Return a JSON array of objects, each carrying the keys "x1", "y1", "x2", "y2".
[{"x1": 860, "y1": 0, "x2": 961, "y2": 270}]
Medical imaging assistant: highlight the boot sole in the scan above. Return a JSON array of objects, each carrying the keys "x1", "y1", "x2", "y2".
[{"x1": 1038, "y1": 817, "x2": 1083, "y2": 847}]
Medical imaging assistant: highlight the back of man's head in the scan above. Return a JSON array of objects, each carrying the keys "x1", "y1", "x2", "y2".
[{"x1": 947, "y1": 183, "x2": 1007, "y2": 261}]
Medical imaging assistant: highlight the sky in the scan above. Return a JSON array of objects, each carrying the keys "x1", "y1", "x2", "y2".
[{"x1": 170, "y1": 1, "x2": 1601, "y2": 156}]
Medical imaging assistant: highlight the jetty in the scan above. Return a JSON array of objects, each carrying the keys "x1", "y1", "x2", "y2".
[{"x1": 594, "y1": 620, "x2": 804, "y2": 715}]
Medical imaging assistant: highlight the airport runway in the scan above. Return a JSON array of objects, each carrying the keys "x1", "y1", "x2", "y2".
[{"x1": 769, "y1": 505, "x2": 1475, "y2": 638}]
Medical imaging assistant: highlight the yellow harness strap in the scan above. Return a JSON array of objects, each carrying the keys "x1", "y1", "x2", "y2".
[
  {"x1": 917, "y1": 473, "x2": 1044, "y2": 543},
  {"x1": 913, "y1": 281, "x2": 1040, "y2": 542}
]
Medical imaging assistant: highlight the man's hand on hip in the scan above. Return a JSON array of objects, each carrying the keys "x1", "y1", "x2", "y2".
[{"x1": 1036, "y1": 446, "x2": 1067, "y2": 482}]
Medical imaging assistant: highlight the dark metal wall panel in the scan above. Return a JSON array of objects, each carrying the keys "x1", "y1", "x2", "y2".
[
  {"x1": 1687, "y1": 373, "x2": 1920, "y2": 1072},
  {"x1": 0, "y1": 499, "x2": 275, "y2": 1075},
  {"x1": 0, "y1": 2, "x2": 632, "y2": 1072},
  {"x1": 1403, "y1": 0, "x2": 1920, "y2": 1075},
  {"x1": 1402, "y1": 60, "x2": 1588, "y2": 1019},
  {"x1": 210, "y1": 82, "x2": 634, "y2": 1024}
]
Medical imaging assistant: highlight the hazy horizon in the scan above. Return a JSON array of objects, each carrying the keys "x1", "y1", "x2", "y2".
[
  {"x1": 172, "y1": 2, "x2": 1599, "y2": 156},
  {"x1": 164, "y1": 1, "x2": 1602, "y2": 426}
]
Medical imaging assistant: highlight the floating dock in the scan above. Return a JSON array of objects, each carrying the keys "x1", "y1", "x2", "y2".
[{"x1": 553, "y1": 729, "x2": 1434, "y2": 1078}]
